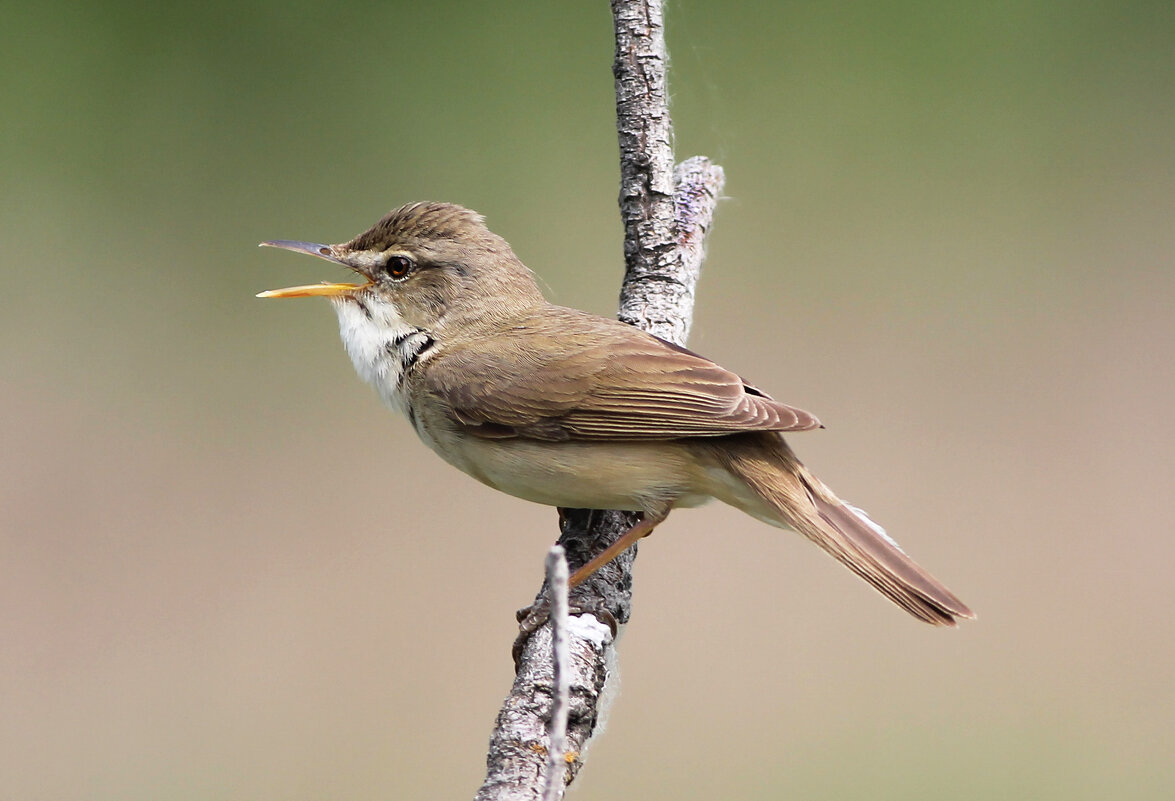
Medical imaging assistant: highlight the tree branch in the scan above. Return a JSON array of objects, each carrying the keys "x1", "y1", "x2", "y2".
[
  {"x1": 475, "y1": 2, "x2": 724, "y2": 798},
  {"x1": 539, "y1": 546, "x2": 570, "y2": 801}
]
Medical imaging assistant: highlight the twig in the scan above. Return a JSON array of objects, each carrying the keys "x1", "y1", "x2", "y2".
[
  {"x1": 540, "y1": 546, "x2": 570, "y2": 801},
  {"x1": 474, "y1": 1, "x2": 724, "y2": 798}
]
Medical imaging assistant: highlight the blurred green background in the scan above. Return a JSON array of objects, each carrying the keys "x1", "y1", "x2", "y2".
[{"x1": 3, "y1": 1, "x2": 1173, "y2": 799}]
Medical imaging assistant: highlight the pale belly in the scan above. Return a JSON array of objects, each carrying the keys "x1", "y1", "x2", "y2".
[{"x1": 418, "y1": 423, "x2": 717, "y2": 514}]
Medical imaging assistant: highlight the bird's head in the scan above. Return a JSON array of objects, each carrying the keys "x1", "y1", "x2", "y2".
[{"x1": 259, "y1": 202, "x2": 545, "y2": 334}]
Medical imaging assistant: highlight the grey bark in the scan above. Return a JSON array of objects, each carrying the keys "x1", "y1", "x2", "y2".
[
  {"x1": 474, "y1": 1, "x2": 724, "y2": 799},
  {"x1": 539, "y1": 546, "x2": 571, "y2": 801}
]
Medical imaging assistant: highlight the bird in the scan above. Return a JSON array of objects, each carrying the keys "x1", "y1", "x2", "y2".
[{"x1": 258, "y1": 201, "x2": 973, "y2": 626}]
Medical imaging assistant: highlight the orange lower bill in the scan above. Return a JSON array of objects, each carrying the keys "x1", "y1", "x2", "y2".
[{"x1": 256, "y1": 282, "x2": 371, "y2": 299}]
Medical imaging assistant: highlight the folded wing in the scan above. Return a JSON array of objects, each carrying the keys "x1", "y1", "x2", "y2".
[{"x1": 423, "y1": 311, "x2": 820, "y2": 442}]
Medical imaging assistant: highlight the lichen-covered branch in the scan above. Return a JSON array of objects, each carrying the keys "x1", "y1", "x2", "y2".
[
  {"x1": 474, "y1": 2, "x2": 724, "y2": 799},
  {"x1": 628, "y1": 155, "x2": 725, "y2": 344}
]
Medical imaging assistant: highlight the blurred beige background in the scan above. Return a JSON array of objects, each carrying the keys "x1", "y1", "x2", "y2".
[{"x1": 2, "y1": 2, "x2": 1173, "y2": 799}]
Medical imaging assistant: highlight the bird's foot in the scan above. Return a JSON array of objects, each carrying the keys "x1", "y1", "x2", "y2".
[{"x1": 512, "y1": 599, "x2": 619, "y2": 671}]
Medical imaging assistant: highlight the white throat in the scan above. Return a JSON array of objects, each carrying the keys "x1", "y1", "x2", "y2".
[{"x1": 330, "y1": 293, "x2": 435, "y2": 416}]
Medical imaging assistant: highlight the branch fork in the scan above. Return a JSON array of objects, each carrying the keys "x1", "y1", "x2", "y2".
[{"x1": 476, "y1": 2, "x2": 724, "y2": 798}]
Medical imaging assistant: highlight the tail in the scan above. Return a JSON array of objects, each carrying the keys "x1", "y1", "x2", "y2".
[{"x1": 707, "y1": 435, "x2": 974, "y2": 626}]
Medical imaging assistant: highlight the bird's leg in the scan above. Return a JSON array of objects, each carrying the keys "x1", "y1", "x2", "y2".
[
  {"x1": 567, "y1": 510, "x2": 666, "y2": 588},
  {"x1": 512, "y1": 510, "x2": 667, "y2": 669}
]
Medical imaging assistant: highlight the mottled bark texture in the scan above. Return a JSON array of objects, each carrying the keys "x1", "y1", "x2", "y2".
[
  {"x1": 475, "y1": 2, "x2": 724, "y2": 799},
  {"x1": 539, "y1": 547, "x2": 570, "y2": 801}
]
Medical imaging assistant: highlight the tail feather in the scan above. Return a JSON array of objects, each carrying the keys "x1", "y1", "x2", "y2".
[
  {"x1": 709, "y1": 435, "x2": 974, "y2": 626},
  {"x1": 809, "y1": 494, "x2": 973, "y2": 625}
]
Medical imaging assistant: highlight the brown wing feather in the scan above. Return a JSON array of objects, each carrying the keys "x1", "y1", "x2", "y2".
[{"x1": 424, "y1": 309, "x2": 820, "y2": 442}]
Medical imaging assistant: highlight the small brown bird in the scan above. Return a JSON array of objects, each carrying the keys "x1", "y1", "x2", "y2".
[{"x1": 259, "y1": 202, "x2": 973, "y2": 625}]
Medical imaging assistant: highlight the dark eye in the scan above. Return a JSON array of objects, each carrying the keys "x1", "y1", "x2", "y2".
[{"x1": 385, "y1": 254, "x2": 415, "y2": 280}]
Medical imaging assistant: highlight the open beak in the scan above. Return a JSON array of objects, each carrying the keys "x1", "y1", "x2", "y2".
[{"x1": 256, "y1": 240, "x2": 372, "y2": 298}]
